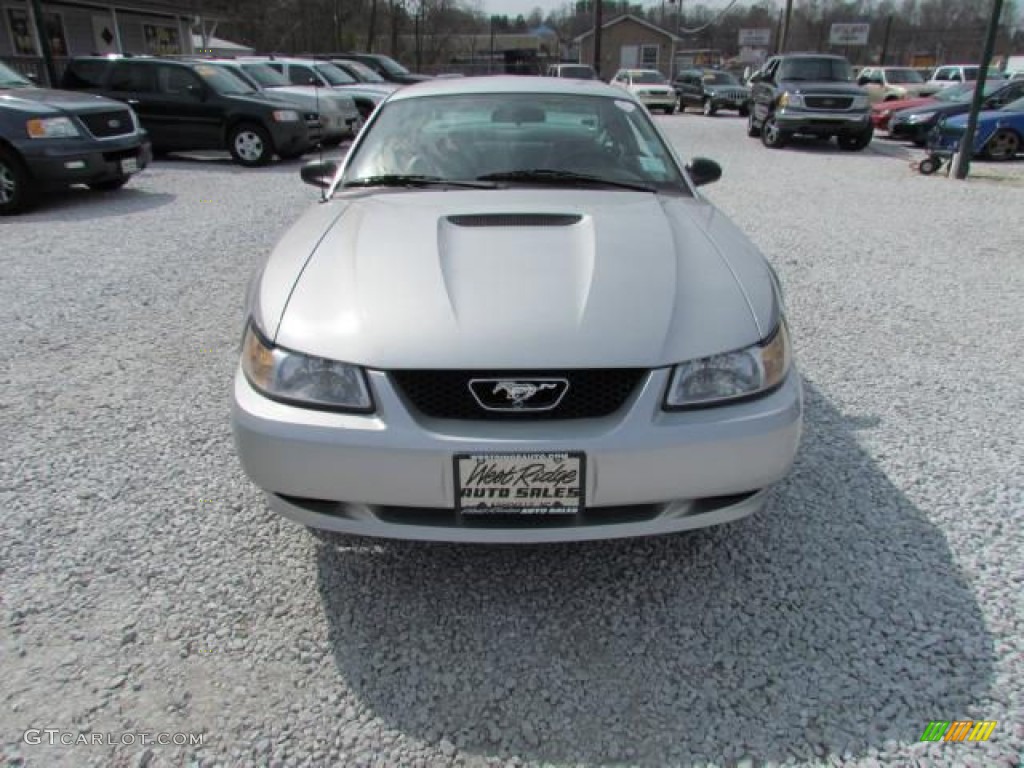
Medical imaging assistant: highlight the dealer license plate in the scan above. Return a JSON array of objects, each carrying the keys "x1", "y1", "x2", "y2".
[
  {"x1": 454, "y1": 452, "x2": 584, "y2": 516},
  {"x1": 120, "y1": 157, "x2": 139, "y2": 175}
]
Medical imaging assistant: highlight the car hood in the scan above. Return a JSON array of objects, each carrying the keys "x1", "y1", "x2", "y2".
[
  {"x1": 338, "y1": 83, "x2": 398, "y2": 96},
  {"x1": 897, "y1": 101, "x2": 969, "y2": 118},
  {"x1": 873, "y1": 96, "x2": 934, "y2": 112},
  {"x1": 0, "y1": 86, "x2": 123, "y2": 114},
  {"x1": 943, "y1": 108, "x2": 1021, "y2": 129},
  {"x1": 707, "y1": 85, "x2": 749, "y2": 94},
  {"x1": 263, "y1": 190, "x2": 777, "y2": 369}
]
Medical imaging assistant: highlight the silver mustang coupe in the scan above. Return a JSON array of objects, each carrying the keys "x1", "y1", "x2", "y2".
[{"x1": 231, "y1": 76, "x2": 803, "y2": 543}]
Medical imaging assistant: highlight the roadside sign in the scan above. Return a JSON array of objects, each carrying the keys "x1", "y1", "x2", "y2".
[
  {"x1": 829, "y1": 23, "x2": 870, "y2": 45},
  {"x1": 738, "y1": 28, "x2": 771, "y2": 47}
]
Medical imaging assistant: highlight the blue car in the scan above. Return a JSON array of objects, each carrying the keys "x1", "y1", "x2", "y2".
[{"x1": 930, "y1": 96, "x2": 1024, "y2": 160}]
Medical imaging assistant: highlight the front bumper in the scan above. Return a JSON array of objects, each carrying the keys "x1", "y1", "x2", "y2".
[
  {"x1": 268, "y1": 120, "x2": 314, "y2": 154},
  {"x1": 232, "y1": 366, "x2": 803, "y2": 542},
  {"x1": 889, "y1": 119, "x2": 931, "y2": 142},
  {"x1": 775, "y1": 109, "x2": 872, "y2": 136},
  {"x1": 637, "y1": 93, "x2": 677, "y2": 109},
  {"x1": 18, "y1": 133, "x2": 151, "y2": 187}
]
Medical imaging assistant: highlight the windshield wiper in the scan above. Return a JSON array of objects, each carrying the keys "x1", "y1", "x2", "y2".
[
  {"x1": 341, "y1": 174, "x2": 498, "y2": 189},
  {"x1": 477, "y1": 169, "x2": 655, "y2": 192}
]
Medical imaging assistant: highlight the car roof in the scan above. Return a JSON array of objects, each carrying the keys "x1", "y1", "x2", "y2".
[{"x1": 387, "y1": 75, "x2": 629, "y2": 102}]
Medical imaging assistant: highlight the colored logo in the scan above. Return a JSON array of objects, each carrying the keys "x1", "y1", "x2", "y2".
[{"x1": 920, "y1": 720, "x2": 997, "y2": 742}]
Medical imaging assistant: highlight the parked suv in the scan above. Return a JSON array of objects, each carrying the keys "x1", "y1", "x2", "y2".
[
  {"x1": 927, "y1": 65, "x2": 1006, "y2": 89},
  {"x1": 673, "y1": 68, "x2": 750, "y2": 116},
  {"x1": 0, "y1": 61, "x2": 150, "y2": 215},
  {"x1": 856, "y1": 66, "x2": 940, "y2": 103},
  {"x1": 61, "y1": 57, "x2": 317, "y2": 166},
  {"x1": 747, "y1": 53, "x2": 873, "y2": 150},
  {"x1": 328, "y1": 53, "x2": 432, "y2": 84},
  {"x1": 249, "y1": 57, "x2": 394, "y2": 121},
  {"x1": 610, "y1": 69, "x2": 677, "y2": 113},
  {"x1": 546, "y1": 63, "x2": 599, "y2": 80}
]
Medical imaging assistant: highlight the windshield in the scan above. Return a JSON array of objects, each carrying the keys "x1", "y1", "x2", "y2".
[
  {"x1": 1001, "y1": 96, "x2": 1024, "y2": 112},
  {"x1": 340, "y1": 60, "x2": 385, "y2": 82},
  {"x1": 339, "y1": 92, "x2": 687, "y2": 194},
  {"x1": 779, "y1": 57, "x2": 853, "y2": 82},
  {"x1": 559, "y1": 66, "x2": 596, "y2": 79},
  {"x1": 0, "y1": 61, "x2": 31, "y2": 88},
  {"x1": 373, "y1": 56, "x2": 410, "y2": 76},
  {"x1": 316, "y1": 63, "x2": 356, "y2": 85},
  {"x1": 632, "y1": 71, "x2": 667, "y2": 84},
  {"x1": 194, "y1": 64, "x2": 256, "y2": 95},
  {"x1": 240, "y1": 63, "x2": 291, "y2": 88},
  {"x1": 703, "y1": 71, "x2": 739, "y2": 85},
  {"x1": 884, "y1": 68, "x2": 924, "y2": 84}
]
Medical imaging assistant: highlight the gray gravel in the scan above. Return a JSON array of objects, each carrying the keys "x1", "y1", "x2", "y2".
[{"x1": 1, "y1": 122, "x2": 1022, "y2": 768}]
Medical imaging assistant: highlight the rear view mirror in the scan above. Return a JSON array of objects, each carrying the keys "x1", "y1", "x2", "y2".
[
  {"x1": 301, "y1": 159, "x2": 339, "y2": 189},
  {"x1": 687, "y1": 156, "x2": 722, "y2": 187}
]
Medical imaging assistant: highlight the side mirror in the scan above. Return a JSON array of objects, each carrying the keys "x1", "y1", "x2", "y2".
[
  {"x1": 686, "y1": 156, "x2": 722, "y2": 187},
  {"x1": 300, "y1": 159, "x2": 339, "y2": 189}
]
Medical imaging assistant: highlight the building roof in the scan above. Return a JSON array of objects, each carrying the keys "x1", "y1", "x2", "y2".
[
  {"x1": 573, "y1": 14, "x2": 682, "y2": 44},
  {"x1": 191, "y1": 34, "x2": 254, "y2": 53}
]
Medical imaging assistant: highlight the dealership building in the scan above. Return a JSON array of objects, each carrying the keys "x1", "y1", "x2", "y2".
[{"x1": 0, "y1": 0, "x2": 230, "y2": 83}]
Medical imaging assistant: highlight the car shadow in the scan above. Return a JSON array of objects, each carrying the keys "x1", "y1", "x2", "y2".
[
  {"x1": 11, "y1": 187, "x2": 176, "y2": 222},
  {"x1": 314, "y1": 382, "x2": 994, "y2": 764}
]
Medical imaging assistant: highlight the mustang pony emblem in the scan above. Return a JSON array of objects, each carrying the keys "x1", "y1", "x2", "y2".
[{"x1": 493, "y1": 381, "x2": 557, "y2": 404}]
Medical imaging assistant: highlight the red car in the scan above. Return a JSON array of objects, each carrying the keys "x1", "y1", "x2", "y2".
[{"x1": 871, "y1": 82, "x2": 977, "y2": 131}]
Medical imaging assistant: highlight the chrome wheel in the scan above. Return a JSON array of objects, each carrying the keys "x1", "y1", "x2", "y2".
[
  {"x1": 986, "y1": 129, "x2": 1020, "y2": 161},
  {"x1": 0, "y1": 162, "x2": 14, "y2": 204},
  {"x1": 234, "y1": 130, "x2": 265, "y2": 163}
]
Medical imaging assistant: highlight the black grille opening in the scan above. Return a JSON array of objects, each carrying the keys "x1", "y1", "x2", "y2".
[
  {"x1": 447, "y1": 214, "x2": 582, "y2": 228},
  {"x1": 803, "y1": 96, "x2": 854, "y2": 110},
  {"x1": 78, "y1": 110, "x2": 134, "y2": 138},
  {"x1": 389, "y1": 369, "x2": 646, "y2": 421}
]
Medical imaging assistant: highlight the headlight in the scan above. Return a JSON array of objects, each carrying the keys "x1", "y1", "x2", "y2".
[
  {"x1": 271, "y1": 110, "x2": 301, "y2": 123},
  {"x1": 779, "y1": 93, "x2": 804, "y2": 108},
  {"x1": 241, "y1": 323, "x2": 373, "y2": 412},
  {"x1": 26, "y1": 116, "x2": 80, "y2": 139},
  {"x1": 907, "y1": 111, "x2": 935, "y2": 123},
  {"x1": 664, "y1": 323, "x2": 791, "y2": 409},
  {"x1": 851, "y1": 95, "x2": 869, "y2": 109}
]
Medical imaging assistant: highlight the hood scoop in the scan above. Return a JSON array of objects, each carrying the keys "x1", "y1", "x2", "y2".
[{"x1": 446, "y1": 213, "x2": 582, "y2": 228}]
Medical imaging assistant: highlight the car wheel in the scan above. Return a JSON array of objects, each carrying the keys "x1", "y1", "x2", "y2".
[
  {"x1": 746, "y1": 111, "x2": 761, "y2": 137},
  {"x1": 0, "y1": 148, "x2": 38, "y2": 216},
  {"x1": 664, "y1": 103, "x2": 676, "y2": 115},
  {"x1": 917, "y1": 155, "x2": 942, "y2": 175},
  {"x1": 739, "y1": 104, "x2": 750, "y2": 117},
  {"x1": 228, "y1": 123, "x2": 274, "y2": 167},
  {"x1": 760, "y1": 115, "x2": 787, "y2": 148},
  {"x1": 983, "y1": 128, "x2": 1021, "y2": 161},
  {"x1": 88, "y1": 176, "x2": 130, "y2": 192},
  {"x1": 702, "y1": 98, "x2": 716, "y2": 117},
  {"x1": 837, "y1": 128, "x2": 874, "y2": 151}
]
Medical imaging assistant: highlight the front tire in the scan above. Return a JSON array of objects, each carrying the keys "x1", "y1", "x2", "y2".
[
  {"x1": 983, "y1": 128, "x2": 1021, "y2": 161},
  {"x1": 838, "y1": 127, "x2": 874, "y2": 151},
  {"x1": 228, "y1": 123, "x2": 274, "y2": 167},
  {"x1": 739, "y1": 104, "x2": 750, "y2": 117},
  {"x1": 747, "y1": 111, "x2": 761, "y2": 137},
  {"x1": 0, "y1": 148, "x2": 38, "y2": 216},
  {"x1": 761, "y1": 115, "x2": 787, "y2": 148},
  {"x1": 663, "y1": 104, "x2": 676, "y2": 115}
]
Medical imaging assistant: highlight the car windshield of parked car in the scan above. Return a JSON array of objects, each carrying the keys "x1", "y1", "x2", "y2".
[
  {"x1": 703, "y1": 71, "x2": 739, "y2": 85},
  {"x1": 195, "y1": 64, "x2": 256, "y2": 95},
  {"x1": 885, "y1": 68, "x2": 924, "y2": 83},
  {"x1": 0, "y1": 61, "x2": 31, "y2": 88},
  {"x1": 559, "y1": 66, "x2": 596, "y2": 79},
  {"x1": 631, "y1": 71, "x2": 667, "y2": 84},
  {"x1": 340, "y1": 92, "x2": 687, "y2": 193},
  {"x1": 240, "y1": 63, "x2": 291, "y2": 88},
  {"x1": 316, "y1": 63, "x2": 357, "y2": 85},
  {"x1": 342, "y1": 60, "x2": 385, "y2": 82},
  {"x1": 999, "y1": 96, "x2": 1024, "y2": 112},
  {"x1": 373, "y1": 56, "x2": 411, "y2": 76},
  {"x1": 779, "y1": 58, "x2": 852, "y2": 82},
  {"x1": 934, "y1": 83, "x2": 972, "y2": 101}
]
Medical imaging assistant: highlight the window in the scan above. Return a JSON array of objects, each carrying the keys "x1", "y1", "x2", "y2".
[
  {"x1": 64, "y1": 60, "x2": 108, "y2": 88},
  {"x1": 159, "y1": 65, "x2": 202, "y2": 95},
  {"x1": 288, "y1": 65, "x2": 316, "y2": 86},
  {"x1": 640, "y1": 44, "x2": 659, "y2": 69},
  {"x1": 109, "y1": 62, "x2": 156, "y2": 92}
]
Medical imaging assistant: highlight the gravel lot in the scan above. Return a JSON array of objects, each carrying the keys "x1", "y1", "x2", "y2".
[{"x1": 2, "y1": 118, "x2": 1022, "y2": 768}]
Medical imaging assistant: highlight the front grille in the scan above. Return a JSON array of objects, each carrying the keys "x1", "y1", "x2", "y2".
[
  {"x1": 804, "y1": 95, "x2": 854, "y2": 110},
  {"x1": 78, "y1": 110, "x2": 134, "y2": 139},
  {"x1": 390, "y1": 369, "x2": 647, "y2": 421}
]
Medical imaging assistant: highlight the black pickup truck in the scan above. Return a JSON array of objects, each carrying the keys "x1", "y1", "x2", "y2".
[{"x1": 0, "y1": 61, "x2": 151, "y2": 215}]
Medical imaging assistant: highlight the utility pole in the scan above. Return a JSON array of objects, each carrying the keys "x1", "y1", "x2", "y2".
[
  {"x1": 780, "y1": 0, "x2": 794, "y2": 54},
  {"x1": 880, "y1": 14, "x2": 893, "y2": 65},
  {"x1": 593, "y1": 0, "x2": 603, "y2": 79},
  {"x1": 954, "y1": 0, "x2": 1003, "y2": 180},
  {"x1": 28, "y1": 0, "x2": 57, "y2": 87}
]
